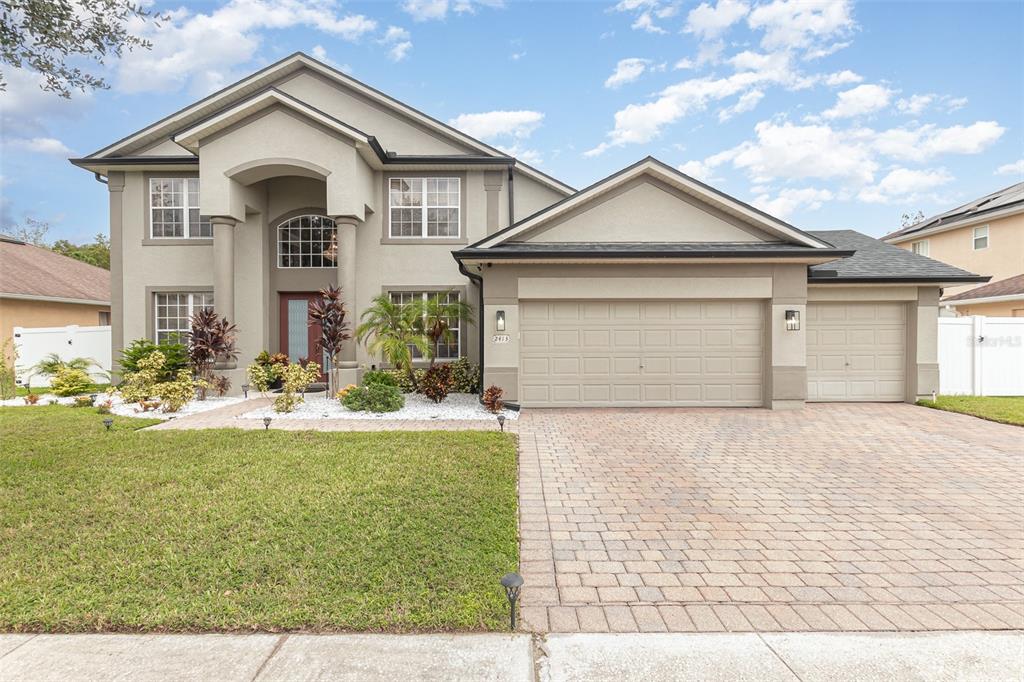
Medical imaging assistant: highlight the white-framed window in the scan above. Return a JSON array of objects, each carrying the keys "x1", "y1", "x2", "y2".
[
  {"x1": 277, "y1": 215, "x2": 338, "y2": 268},
  {"x1": 149, "y1": 178, "x2": 210, "y2": 238},
  {"x1": 154, "y1": 292, "x2": 213, "y2": 344},
  {"x1": 388, "y1": 177, "x2": 460, "y2": 238},
  {"x1": 911, "y1": 239, "x2": 929, "y2": 257},
  {"x1": 388, "y1": 290, "x2": 461, "y2": 359},
  {"x1": 973, "y1": 225, "x2": 989, "y2": 250}
]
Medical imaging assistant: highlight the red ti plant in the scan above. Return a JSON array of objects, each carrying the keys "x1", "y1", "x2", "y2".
[
  {"x1": 188, "y1": 308, "x2": 238, "y2": 399},
  {"x1": 307, "y1": 285, "x2": 351, "y2": 395}
]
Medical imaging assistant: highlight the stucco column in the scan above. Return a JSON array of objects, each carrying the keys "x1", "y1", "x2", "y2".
[
  {"x1": 212, "y1": 216, "x2": 237, "y2": 368},
  {"x1": 483, "y1": 171, "x2": 503, "y2": 234},
  {"x1": 107, "y1": 172, "x2": 125, "y2": 376},
  {"x1": 334, "y1": 217, "x2": 359, "y2": 370}
]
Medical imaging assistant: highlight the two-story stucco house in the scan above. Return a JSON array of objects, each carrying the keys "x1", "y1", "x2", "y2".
[
  {"x1": 883, "y1": 183, "x2": 1024, "y2": 317},
  {"x1": 71, "y1": 52, "x2": 987, "y2": 408}
]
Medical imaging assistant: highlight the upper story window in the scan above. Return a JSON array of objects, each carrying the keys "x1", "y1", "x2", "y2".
[
  {"x1": 389, "y1": 177, "x2": 460, "y2": 238},
  {"x1": 911, "y1": 240, "x2": 929, "y2": 257},
  {"x1": 277, "y1": 215, "x2": 338, "y2": 268},
  {"x1": 973, "y1": 225, "x2": 989, "y2": 250},
  {"x1": 154, "y1": 292, "x2": 213, "y2": 344},
  {"x1": 150, "y1": 178, "x2": 211, "y2": 238}
]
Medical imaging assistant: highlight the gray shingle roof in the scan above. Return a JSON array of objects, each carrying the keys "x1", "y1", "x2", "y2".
[
  {"x1": 808, "y1": 230, "x2": 989, "y2": 283},
  {"x1": 453, "y1": 241, "x2": 852, "y2": 259},
  {"x1": 943, "y1": 273, "x2": 1024, "y2": 302},
  {"x1": 882, "y1": 182, "x2": 1024, "y2": 241}
]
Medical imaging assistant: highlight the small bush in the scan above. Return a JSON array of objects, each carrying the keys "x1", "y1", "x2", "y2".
[
  {"x1": 71, "y1": 395, "x2": 94, "y2": 408},
  {"x1": 155, "y1": 370, "x2": 199, "y2": 413},
  {"x1": 96, "y1": 400, "x2": 112, "y2": 414},
  {"x1": 119, "y1": 351, "x2": 165, "y2": 404},
  {"x1": 23, "y1": 393, "x2": 40, "y2": 405},
  {"x1": 0, "y1": 338, "x2": 16, "y2": 400},
  {"x1": 246, "y1": 362, "x2": 280, "y2": 393},
  {"x1": 342, "y1": 382, "x2": 404, "y2": 413},
  {"x1": 378, "y1": 368, "x2": 422, "y2": 393},
  {"x1": 420, "y1": 364, "x2": 455, "y2": 404},
  {"x1": 335, "y1": 383, "x2": 358, "y2": 400},
  {"x1": 272, "y1": 361, "x2": 320, "y2": 413},
  {"x1": 210, "y1": 374, "x2": 231, "y2": 397},
  {"x1": 362, "y1": 369, "x2": 397, "y2": 388},
  {"x1": 448, "y1": 357, "x2": 480, "y2": 393},
  {"x1": 51, "y1": 367, "x2": 93, "y2": 396},
  {"x1": 482, "y1": 385, "x2": 505, "y2": 413},
  {"x1": 120, "y1": 338, "x2": 188, "y2": 381}
]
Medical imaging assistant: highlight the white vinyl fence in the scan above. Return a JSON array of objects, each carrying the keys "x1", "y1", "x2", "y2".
[
  {"x1": 13, "y1": 324, "x2": 112, "y2": 388},
  {"x1": 938, "y1": 316, "x2": 1024, "y2": 396}
]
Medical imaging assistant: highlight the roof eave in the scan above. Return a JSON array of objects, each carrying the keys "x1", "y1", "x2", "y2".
[
  {"x1": 809, "y1": 275, "x2": 991, "y2": 285},
  {"x1": 884, "y1": 203, "x2": 1024, "y2": 243}
]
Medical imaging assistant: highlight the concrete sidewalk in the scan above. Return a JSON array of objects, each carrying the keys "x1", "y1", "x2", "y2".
[{"x1": 0, "y1": 631, "x2": 1020, "y2": 681}]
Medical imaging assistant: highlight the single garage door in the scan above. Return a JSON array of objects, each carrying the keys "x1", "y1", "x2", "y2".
[
  {"x1": 519, "y1": 300, "x2": 764, "y2": 407},
  {"x1": 807, "y1": 302, "x2": 906, "y2": 401}
]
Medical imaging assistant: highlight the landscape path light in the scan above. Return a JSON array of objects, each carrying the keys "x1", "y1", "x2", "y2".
[{"x1": 500, "y1": 572, "x2": 523, "y2": 631}]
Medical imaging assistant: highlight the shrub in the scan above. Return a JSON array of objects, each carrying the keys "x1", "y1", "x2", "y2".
[
  {"x1": 155, "y1": 370, "x2": 199, "y2": 412},
  {"x1": 120, "y1": 338, "x2": 187, "y2": 381},
  {"x1": 189, "y1": 309, "x2": 238, "y2": 400},
  {"x1": 96, "y1": 400, "x2": 112, "y2": 414},
  {"x1": 420, "y1": 364, "x2": 455, "y2": 404},
  {"x1": 51, "y1": 367, "x2": 93, "y2": 396},
  {"x1": 379, "y1": 367, "x2": 424, "y2": 393},
  {"x1": 482, "y1": 385, "x2": 505, "y2": 413},
  {"x1": 210, "y1": 374, "x2": 231, "y2": 397},
  {"x1": 272, "y1": 361, "x2": 320, "y2": 413},
  {"x1": 342, "y1": 382, "x2": 404, "y2": 413},
  {"x1": 448, "y1": 357, "x2": 480, "y2": 393},
  {"x1": 362, "y1": 369, "x2": 397, "y2": 388},
  {"x1": 23, "y1": 393, "x2": 40, "y2": 405},
  {"x1": 0, "y1": 339, "x2": 16, "y2": 400},
  {"x1": 246, "y1": 362, "x2": 280, "y2": 393},
  {"x1": 118, "y1": 351, "x2": 166, "y2": 404},
  {"x1": 71, "y1": 395, "x2": 94, "y2": 408},
  {"x1": 335, "y1": 383, "x2": 358, "y2": 400}
]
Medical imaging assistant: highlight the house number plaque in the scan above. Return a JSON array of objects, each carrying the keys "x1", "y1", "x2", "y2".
[{"x1": 491, "y1": 334, "x2": 511, "y2": 344}]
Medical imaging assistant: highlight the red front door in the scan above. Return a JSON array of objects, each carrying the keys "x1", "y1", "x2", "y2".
[{"x1": 279, "y1": 293, "x2": 325, "y2": 379}]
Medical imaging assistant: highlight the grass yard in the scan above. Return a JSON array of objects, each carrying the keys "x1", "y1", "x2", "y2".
[
  {"x1": 0, "y1": 406, "x2": 518, "y2": 633},
  {"x1": 917, "y1": 395, "x2": 1024, "y2": 427},
  {"x1": 13, "y1": 383, "x2": 111, "y2": 397}
]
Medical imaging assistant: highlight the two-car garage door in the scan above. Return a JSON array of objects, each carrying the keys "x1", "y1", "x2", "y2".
[{"x1": 520, "y1": 300, "x2": 764, "y2": 407}]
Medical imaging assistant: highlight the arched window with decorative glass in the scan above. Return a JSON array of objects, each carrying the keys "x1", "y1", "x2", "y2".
[{"x1": 277, "y1": 215, "x2": 338, "y2": 268}]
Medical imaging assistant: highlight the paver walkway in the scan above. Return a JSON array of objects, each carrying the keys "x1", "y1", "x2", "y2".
[
  {"x1": 516, "y1": 403, "x2": 1024, "y2": 633},
  {"x1": 148, "y1": 396, "x2": 515, "y2": 432}
]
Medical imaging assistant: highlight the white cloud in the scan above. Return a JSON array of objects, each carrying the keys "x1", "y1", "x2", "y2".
[
  {"x1": 822, "y1": 83, "x2": 893, "y2": 119},
  {"x1": 401, "y1": 0, "x2": 449, "y2": 21},
  {"x1": 310, "y1": 45, "x2": 351, "y2": 72},
  {"x1": 824, "y1": 70, "x2": 862, "y2": 86},
  {"x1": 380, "y1": 26, "x2": 413, "y2": 61},
  {"x1": 605, "y1": 58, "x2": 653, "y2": 89},
  {"x1": 747, "y1": 0, "x2": 855, "y2": 57},
  {"x1": 449, "y1": 110, "x2": 544, "y2": 140},
  {"x1": 0, "y1": 68, "x2": 93, "y2": 137},
  {"x1": 117, "y1": 0, "x2": 377, "y2": 95},
  {"x1": 678, "y1": 160, "x2": 714, "y2": 181},
  {"x1": 7, "y1": 137, "x2": 74, "y2": 156},
  {"x1": 896, "y1": 93, "x2": 934, "y2": 116},
  {"x1": 718, "y1": 89, "x2": 763, "y2": 121},
  {"x1": 995, "y1": 159, "x2": 1024, "y2": 176},
  {"x1": 632, "y1": 11, "x2": 667, "y2": 33},
  {"x1": 858, "y1": 167, "x2": 953, "y2": 204},
  {"x1": 872, "y1": 121, "x2": 1005, "y2": 161},
  {"x1": 754, "y1": 187, "x2": 833, "y2": 218},
  {"x1": 944, "y1": 96, "x2": 968, "y2": 112},
  {"x1": 685, "y1": 0, "x2": 749, "y2": 40}
]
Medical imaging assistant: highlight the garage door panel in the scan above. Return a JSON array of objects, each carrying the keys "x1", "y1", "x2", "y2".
[
  {"x1": 520, "y1": 300, "x2": 764, "y2": 407},
  {"x1": 807, "y1": 302, "x2": 905, "y2": 403}
]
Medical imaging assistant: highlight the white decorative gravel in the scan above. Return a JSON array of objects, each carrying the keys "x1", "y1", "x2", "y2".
[
  {"x1": 238, "y1": 392, "x2": 518, "y2": 421},
  {"x1": 1, "y1": 393, "x2": 245, "y2": 420}
]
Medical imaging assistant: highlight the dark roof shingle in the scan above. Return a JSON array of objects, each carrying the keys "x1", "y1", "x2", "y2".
[{"x1": 808, "y1": 230, "x2": 989, "y2": 283}]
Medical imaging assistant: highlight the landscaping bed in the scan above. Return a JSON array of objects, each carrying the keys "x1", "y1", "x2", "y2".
[
  {"x1": 0, "y1": 393, "x2": 245, "y2": 419},
  {"x1": 0, "y1": 406, "x2": 518, "y2": 632},
  {"x1": 917, "y1": 395, "x2": 1024, "y2": 427},
  {"x1": 239, "y1": 392, "x2": 518, "y2": 421}
]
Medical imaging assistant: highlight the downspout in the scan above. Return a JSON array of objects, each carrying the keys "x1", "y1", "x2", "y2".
[
  {"x1": 507, "y1": 165, "x2": 515, "y2": 225},
  {"x1": 457, "y1": 258, "x2": 486, "y2": 398},
  {"x1": 93, "y1": 172, "x2": 108, "y2": 185}
]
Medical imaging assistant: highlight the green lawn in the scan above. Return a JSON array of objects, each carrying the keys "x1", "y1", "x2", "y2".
[
  {"x1": 917, "y1": 395, "x2": 1024, "y2": 427},
  {"x1": 13, "y1": 382, "x2": 111, "y2": 397},
  {"x1": 0, "y1": 406, "x2": 518, "y2": 632}
]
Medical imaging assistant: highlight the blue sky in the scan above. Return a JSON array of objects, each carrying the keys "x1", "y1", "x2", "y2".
[{"x1": 2, "y1": 0, "x2": 1022, "y2": 243}]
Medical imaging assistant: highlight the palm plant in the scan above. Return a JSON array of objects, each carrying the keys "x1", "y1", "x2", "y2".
[
  {"x1": 356, "y1": 294, "x2": 429, "y2": 390},
  {"x1": 307, "y1": 285, "x2": 352, "y2": 395},
  {"x1": 409, "y1": 292, "x2": 475, "y2": 369},
  {"x1": 188, "y1": 308, "x2": 238, "y2": 399},
  {"x1": 31, "y1": 353, "x2": 96, "y2": 378}
]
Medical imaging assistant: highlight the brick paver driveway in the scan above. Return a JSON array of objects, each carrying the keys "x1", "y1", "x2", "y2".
[{"x1": 517, "y1": 403, "x2": 1023, "y2": 633}]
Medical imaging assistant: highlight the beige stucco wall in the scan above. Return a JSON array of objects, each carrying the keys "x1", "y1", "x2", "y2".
[
  {"x1": 1, "y1": 297, "x2": 110, "y2": 361},
  {"x1": 946, "y1": 299, "x2": 1024, "y2": 317},
  {"x1": 894, "y1": 212, "x2": 1024, "y2": 298}
]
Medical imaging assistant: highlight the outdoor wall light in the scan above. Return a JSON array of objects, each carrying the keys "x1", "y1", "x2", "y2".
[
  {"x1": 241, "y1": 383, "x2": 250, "y2": 399},
  {"x1": 785, "y1": 310, "x2": 800, "y2": 331},
  {"x1": 495, "y1": 309, "x2": 506, "y2": 332},
  {"x1": 263, "y1": 416, "x2": 272, "y2": 430},
  {"x1": 103, "y1": 418, "x2": 113, "y2": 432},
  {"x1": 500, "y1": 572, "x2": 523, "y2": 631},
  {"x1": 497, "y1": 414, "x2": 506, "y2": 432}
]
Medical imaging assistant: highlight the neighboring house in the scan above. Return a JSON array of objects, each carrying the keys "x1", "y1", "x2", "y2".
[
  {"x1": 883, "y1": 183, "x2": 1024, "y2": 316},
  {"x1": 0, "y1": 235, "x2": 111, "y2": 359},
  {"x1": 71, "y1": 52, "x2": 986, "y2": 408}
]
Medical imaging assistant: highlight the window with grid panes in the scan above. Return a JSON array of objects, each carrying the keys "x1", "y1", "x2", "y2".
[
  {"x1": 388, "y1": 290, "x2": 461, "y2": 359},
  {"x1": 277, "y1": 215, "x2": 338, "y2": 268},
  {"x1": 149, "y1": 178, "x2": 211, "y2": 238},
  {"x1": 154, "y1": 292, "x2": 214, "y2": 344},
  {"x1": 388, "y1": 177, "x2": 460, "y2": 238}
]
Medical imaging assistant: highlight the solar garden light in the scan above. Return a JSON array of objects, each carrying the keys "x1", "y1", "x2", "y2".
[
  {"x1": 497, "y1": 414, "x2": 506, "y2": 432},
  {"x1": 103, "y1": 418, "x2": 113, "y2": 432},
  {"x1": 263, "y1": 416, "x2": 272, "y2": 431},
  {"x1": 89, "y1": 393, "x2": 98, "y2": 403},
  {"x1": 500, "y1": 572, "x2": 523, "y2": 631},
  {"x1": 242, "y1": 383, "x2": 250, "y2": 399}
]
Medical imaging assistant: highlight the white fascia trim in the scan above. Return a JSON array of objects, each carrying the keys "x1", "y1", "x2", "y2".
[
  {"x1": 943, "y1": 292, "x2": 1024, "y2": 306},
  {"x1": 885, "y1": 205, "x2": 1024, "y2": 243},
  {"x1": 88, "y1": 53, "x2": 574, "y2": 197},
  {"x1": 173, "y1": 90, "x2": 370, "y2": 154},
  {"x1": 474, "y1": 159, "x2": 831, "y2": 249},
  {"x1": 0, "y1": 293, "x2": 110, "y2": 306}
]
